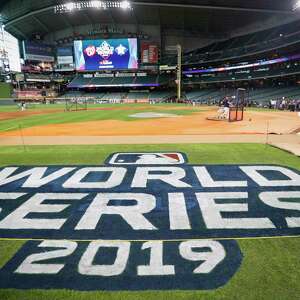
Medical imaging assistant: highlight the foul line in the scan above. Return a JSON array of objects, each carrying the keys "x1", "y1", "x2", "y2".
[
  {"x1": 0, "y1": 126, "x2": 19, "y2": 132},
  {"x1": 0, "y1": 235, "x2": 299, "y2": 243}
]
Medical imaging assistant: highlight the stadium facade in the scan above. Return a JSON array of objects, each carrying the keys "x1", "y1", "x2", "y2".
[{"x1": 0, "y1": 0, "x2": 299, "y2": 110}]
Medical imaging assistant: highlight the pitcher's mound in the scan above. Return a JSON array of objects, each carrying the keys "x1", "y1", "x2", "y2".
[{"x1": 129, "y1": 112, "x2": 179, "y2": 119}]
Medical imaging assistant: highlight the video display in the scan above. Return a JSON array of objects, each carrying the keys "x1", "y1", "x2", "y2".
[
  {"x1": 74, "y1": 39, "x2": 138, "y2": 71},
  {"x1": 22, "y1": 41, "x2": 54, "y2": 62}
]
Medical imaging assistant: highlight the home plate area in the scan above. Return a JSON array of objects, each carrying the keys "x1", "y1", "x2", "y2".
[
  {"x1": 0, "y1": 152, "x2": 299, "y2": 291},
  {"x1": 129, "y1": 112, "x2": 179, "y2": 119}
]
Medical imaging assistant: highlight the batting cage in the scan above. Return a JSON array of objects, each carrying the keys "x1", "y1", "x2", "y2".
[
  {"x1": 229, "y1": 88, "x2": 246, "y2": 122},
  {"x1": 65, "y1": 97, "x2": 88, "y2": 112}
]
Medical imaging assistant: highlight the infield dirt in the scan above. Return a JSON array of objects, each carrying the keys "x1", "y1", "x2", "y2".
[{"x1": 0, "y1": 109, "x2": 298, "y2": 136}]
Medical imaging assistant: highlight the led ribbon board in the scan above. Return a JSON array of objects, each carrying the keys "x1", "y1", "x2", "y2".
[
  {"x1": 183, "y1": 53, "x2": 300, "y2": 75},
  {"x1": 0, "y1": 152, "x2": 299, "y2": 291}
]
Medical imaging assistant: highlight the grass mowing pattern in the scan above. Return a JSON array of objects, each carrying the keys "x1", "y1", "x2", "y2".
[
  {"x1": 0, "y1": 103, "x2": 205, "y2": 132},
  {"x1": 0, "y1": 143, "x2": 299, "y2": 300}
]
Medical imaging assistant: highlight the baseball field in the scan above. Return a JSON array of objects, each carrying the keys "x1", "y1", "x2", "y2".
[
  {"x1": 0, "y1": 103, "x2": 299, "y2": 137},
  {"x1": 0, "y1": 103, "x2": 299, "y2": 300}
]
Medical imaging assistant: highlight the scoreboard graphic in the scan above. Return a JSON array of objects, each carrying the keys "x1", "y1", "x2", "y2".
[{"x1": 74, "y1": 38, "x2": 138, "y2": 71}]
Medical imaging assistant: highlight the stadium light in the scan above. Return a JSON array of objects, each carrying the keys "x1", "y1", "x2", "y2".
[
  {"x1": 293, "y1": 0, "x2": 300, "y2": 10},
  {"x1": 65, "y1": 2, "x2": 76, "y2": 11},
  {"x1": 54, "y1": 1, "x2": 132, "y2": 13},
  {"x1": 90, "y1": 0, "x2": 103, "y2": 9},
  {"x1": 120, "y1": 1, "x2": 131, "y2": 10}
]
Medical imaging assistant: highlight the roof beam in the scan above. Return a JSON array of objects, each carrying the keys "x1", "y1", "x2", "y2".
[
  {"x1": 61, "y1": 14, "x2": 73, "y2": 29},
  {"x1": 82, "y1": 11, "x2": 93, "y2": 25},
  {"x1": 33, "y1": 16, "x2": 50, "y2": 33},
  {"x1": 108, "y1": 9, "x2": 116, "y2": 27},
  {"x1": 134, "y1": 2, "x2": 294, "y2": 14},
  {"x1": 9, "y1": 25, "x2": 28, "y2": 39}
]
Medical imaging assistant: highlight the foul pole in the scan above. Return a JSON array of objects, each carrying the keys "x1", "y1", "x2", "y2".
[{"x1": 176, "y1": 44, "x2": 182, "y2": 102}]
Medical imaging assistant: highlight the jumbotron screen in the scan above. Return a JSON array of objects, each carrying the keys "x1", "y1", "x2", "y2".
[{"x1": 74, "y1": 38, "x2": 138, "y2": 71}]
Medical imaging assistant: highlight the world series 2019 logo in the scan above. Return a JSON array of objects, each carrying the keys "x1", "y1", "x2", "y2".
[{"x1": 0, "y1": 152, "x2": 299, "y2": 291}]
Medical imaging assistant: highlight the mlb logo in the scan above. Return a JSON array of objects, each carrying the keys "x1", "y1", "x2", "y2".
[{"x1": 107, "y1": 152, "x2": 187, "y2": 165}]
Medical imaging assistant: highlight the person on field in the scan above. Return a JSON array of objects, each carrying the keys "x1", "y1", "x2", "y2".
[
  {"x1": 21, "y1": 102, "x2": 26, "y2": 111},
  {"x1": 223, "y1": 97, "x2": 231, "y2": 119},
  {"x1": 217, "y1": 97, "x2": 230, "y2": 119}
]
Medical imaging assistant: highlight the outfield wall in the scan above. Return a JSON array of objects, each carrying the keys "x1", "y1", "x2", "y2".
[
  {"x1": 0, "y1": 99, "x2": 15, "y2": 105},
  {"x1": 0, "y1": 83, "x2": 12, "y2": 98}
]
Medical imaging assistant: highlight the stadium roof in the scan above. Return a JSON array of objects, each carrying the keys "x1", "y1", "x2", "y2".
[{"x1": 0, "y1": 0, "x2": 299, "y2": 40}]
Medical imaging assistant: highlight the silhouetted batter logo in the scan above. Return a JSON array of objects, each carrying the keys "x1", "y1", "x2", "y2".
[{"x1": 108, "y1": 152, "x2": 186, "y2": 165}]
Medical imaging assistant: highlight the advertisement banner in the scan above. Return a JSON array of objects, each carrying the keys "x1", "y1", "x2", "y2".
[
  {"x1": 141, "y1": 43, "x2": 158, "y2": 64},
  {"x1": 74, "y1": 38, "x2": 138, "y2": 71},
  {"x1": 141, "y1": 43, "x2": 149, "y2": 63},
  {"x1": 57, "y1": 56, "x2": 74, "y2": 65}
]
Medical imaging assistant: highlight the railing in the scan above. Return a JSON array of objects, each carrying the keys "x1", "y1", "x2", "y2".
[
  {"x1": 160, "y1": 30, "x2": 300, "y2": 66},
  {"x1": 184, "y1": 65, "x2": 300, "y2": 84}
]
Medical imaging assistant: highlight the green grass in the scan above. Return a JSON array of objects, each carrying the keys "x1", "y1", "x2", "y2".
[
  {"x1": 0, "y1": 143, "x2": 299, "y2": 167},
  {"x1": 0, "y1": 103, "x2": 204, "y2": 132},
  {"x1": 0, "y1": 103, "x2": 286, "y2": 133},
  {"x1": 0, "y1": 144, "x2": 299, "y2": 300},
  {"x1": 0, "y1": 103, "x2": 204, "y2": 113}
]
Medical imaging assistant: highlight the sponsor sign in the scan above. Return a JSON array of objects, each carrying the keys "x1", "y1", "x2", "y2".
[
  {"x1": 54, "y1": 65, "x2": 75, "y2": 72},
  {"x1": 141, "y1": 43, "x2": 159, "y2": 64},
  {"x1": 57, "y1": 56, "x2": 74, "y2": 65},
  {"x1": 0, "y1": 152, "x2": 299, "y2": 291}
]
